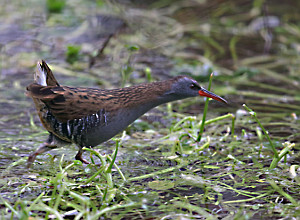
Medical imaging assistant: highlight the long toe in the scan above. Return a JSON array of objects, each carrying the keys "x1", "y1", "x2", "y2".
[
  {"x1": 27, "y1": 153, "x2": 38, "y2": 168},
  {"x1": 27, "y1": 142, "x2": 57, "y2": 168},
  {"x1": 75, "y1": 149, "x2": 90, "y2": 164},
  {"x1": 75, "y1": 155, "x2": 90, "y2": 164}
]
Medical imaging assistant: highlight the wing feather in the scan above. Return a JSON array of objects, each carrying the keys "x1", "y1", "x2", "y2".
[{"x1": 26, "y1": 84, "x2": 103, "y2": 123}]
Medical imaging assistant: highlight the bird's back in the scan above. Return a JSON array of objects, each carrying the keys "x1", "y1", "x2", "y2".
[{"x1": 26, "y1": 61, "x2": 165, "y2": 146}]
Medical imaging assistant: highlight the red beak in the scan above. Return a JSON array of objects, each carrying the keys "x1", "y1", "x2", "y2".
[{"x1": 199, "y1": 88, "x2": 227, "y2": 104}]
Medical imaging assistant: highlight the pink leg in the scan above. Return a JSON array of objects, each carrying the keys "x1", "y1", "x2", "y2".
[
  {"x1": 27, "y1": 143, "x2": 57, "y2": 168},
  {"x1": 75, "y1": 148, "x2": 89, "y2": 164}
]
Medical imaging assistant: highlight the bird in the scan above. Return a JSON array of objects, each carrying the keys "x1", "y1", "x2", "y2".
[{"x1": 26, "y1": 60, "x2": 227, "y2": 167}]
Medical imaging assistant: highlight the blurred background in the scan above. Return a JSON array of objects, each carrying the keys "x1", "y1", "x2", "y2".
[{"x1": 0, "y1": 0, "x2": 299, "y2": 219}]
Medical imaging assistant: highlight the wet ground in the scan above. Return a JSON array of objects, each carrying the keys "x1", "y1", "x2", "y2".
[{"x1": 0, "y1": 0, "x2": 299, "y2": 219}]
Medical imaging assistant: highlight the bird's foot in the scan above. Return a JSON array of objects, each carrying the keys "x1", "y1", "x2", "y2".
[
  {"x1": 75, "y1": 149, "x2": 90, "y2": 164},
  {"x1": 27, "y1": 143, "x2": 56, "y2": 168}
]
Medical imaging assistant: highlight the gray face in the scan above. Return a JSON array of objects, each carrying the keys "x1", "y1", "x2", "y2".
[{"x1": 168, "y1": 76, "x2": 201, "y2": 99}]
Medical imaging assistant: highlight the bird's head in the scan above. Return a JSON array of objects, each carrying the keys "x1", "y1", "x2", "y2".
[{"x1": 167, "y1": 76, "x2": 227, "y2": 103}]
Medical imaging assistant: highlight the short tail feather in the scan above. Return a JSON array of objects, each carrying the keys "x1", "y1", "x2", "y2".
[
  {"x1": 34, "y1": 60, "x2": 60, "y2": 86},
  {"x1": 26, "y1": 60, "x2": 60, "y2": 99}
]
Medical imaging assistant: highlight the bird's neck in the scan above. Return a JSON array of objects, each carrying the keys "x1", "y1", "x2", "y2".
[
  {"x1": 108, "y1": 80, "x2": 181, "y2": 123},
  {"x1": 118, "y1": 80, "x2": 178, "y2": 109}
]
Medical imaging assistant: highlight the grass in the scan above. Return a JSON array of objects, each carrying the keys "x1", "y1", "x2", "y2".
[
  {"x1": 0, "y1": 0, "x2": 299, "y2": 219},
  {"x1": 1, "y1": 99, "x2": 298, "y2": 219},
  {"x1": 46, "y1": 0, "x2": 66, "y2": 13}
]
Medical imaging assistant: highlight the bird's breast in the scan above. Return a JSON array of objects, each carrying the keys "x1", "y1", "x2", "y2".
[{"x1": 42, "y1": 98, "x2": 161, "y2": 147}]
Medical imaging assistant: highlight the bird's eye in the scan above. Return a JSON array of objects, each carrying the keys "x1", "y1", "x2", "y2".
[{"x1": 190, "y1": 83, "x2": 198, "y2": 90}]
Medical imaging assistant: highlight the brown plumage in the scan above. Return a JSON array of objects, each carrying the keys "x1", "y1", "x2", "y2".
[
  {"x1": 27, "y1": 80, "x2": 176, "y2": 123},
  {"x1": 26, "y1": 60, "x2": 227, "y2": 167}
]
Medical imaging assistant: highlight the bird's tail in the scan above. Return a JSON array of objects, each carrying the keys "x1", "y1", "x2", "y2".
[{"x1": 34, "y1": 60, "x2": 60, "y2": 86}]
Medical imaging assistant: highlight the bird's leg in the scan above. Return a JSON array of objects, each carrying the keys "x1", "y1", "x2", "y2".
[
  {"x1": 75, "y1": 147, "x2": 90, "y2": 164},
  {"x1": 27, "y1": 142, "x2": 57, "y2": 168},
  {"x1": 27, "y1": 133, "x2": 59, "y2": 168}
]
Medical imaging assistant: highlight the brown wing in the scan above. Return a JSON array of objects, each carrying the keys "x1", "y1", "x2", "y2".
[{"x1": 26, "y1": 83, "x2": 104, "y2": 123}]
